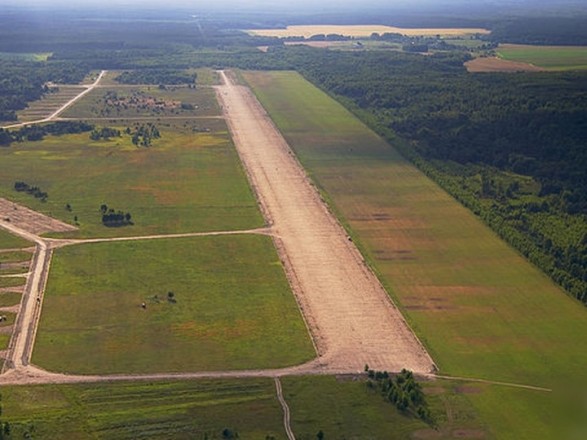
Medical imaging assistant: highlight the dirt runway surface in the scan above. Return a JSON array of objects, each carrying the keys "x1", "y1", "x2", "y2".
[{"x1": 217, "y1": 71, "x2": 434, "y2": 373}]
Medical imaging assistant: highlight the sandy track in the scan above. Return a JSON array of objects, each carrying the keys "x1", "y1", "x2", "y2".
[
  {"x1": 0, "y1": 198, "x2": 77, "y2": 235},
  {"x1": 216, "y1": 71, "x2": 434, "y2": 373}
]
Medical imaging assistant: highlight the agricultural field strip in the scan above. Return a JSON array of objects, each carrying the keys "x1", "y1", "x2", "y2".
[
  {"x1": 216, "y1": 70, "x2": 433, "y2": 373},
  {"x1": 274, "y1": 377, "x2": 296, "y2": 440},
  {"x1": 1, "y1": 70, "x2": 107, "y2": 130}
]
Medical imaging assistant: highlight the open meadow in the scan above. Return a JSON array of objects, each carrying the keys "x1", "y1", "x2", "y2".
[
  {"x1": 33, "y1": 235, "x2": 314, "y2": 374},
  {"x1": 497, "y1": 44, "x2": 587, "y2": 70},
  {"x1": 247, "y1": 25, "x2": 489, "y2": 38},
  {"x1": 0, "y1": 119, "x2": 263, "y2": 238},
  {"x1": 0, "y1": 379, "x2": 286, "y2": 439},
  {"x1": 244, "y1": 70, "x2": 587, "y2": 438}
]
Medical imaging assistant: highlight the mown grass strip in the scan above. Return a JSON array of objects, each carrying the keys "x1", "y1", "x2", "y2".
[
  {"x1": 34, "y1": 235, "x2": 315, "y2": 374},
  {"x1": 244, "y1": 70, "x2": 587, "y2": 439}
]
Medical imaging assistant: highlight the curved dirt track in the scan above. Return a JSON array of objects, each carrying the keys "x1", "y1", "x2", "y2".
[{"x1": 216, "y1": 71, "x2": 434, "y2": 374}]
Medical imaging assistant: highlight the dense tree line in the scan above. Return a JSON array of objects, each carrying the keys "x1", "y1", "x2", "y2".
[
  {"x1": 0, "y1": 121, "x2": 94, "y2": 146},
  {"x1": 487, "y1": 17, "x2": 587, "y2": 45},
  {"x1": 366, "y1": 369, "x2": 432, "y2": 423},
  {"x1": 14, "y1": 181, "x2": 48, "y2": 202},
  {"x1": 287, "y1": 47, "x2": 587, "y2": 303},
  {"x1": 115, "y1": 69, "x2": 197, "y2": 86}
]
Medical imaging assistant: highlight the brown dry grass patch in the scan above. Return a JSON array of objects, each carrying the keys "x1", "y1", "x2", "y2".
[{"x1": 465, "y1": 57, "x2": 544, "y2": 73}]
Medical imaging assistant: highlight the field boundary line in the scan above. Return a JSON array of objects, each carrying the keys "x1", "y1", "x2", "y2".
[
  {"x1": 46, "y1": 227, "x2": 274, "y2": 249},
  {"x1": 425, "y1": 373, "x2": 552, "y2": 392},
  {"x1": 275, "y1": 378, "x2": 296, "y2": 440}
]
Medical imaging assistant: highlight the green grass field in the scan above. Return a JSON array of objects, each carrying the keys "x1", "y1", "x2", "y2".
[
  {"x1": 0, "y1": 379, "x2": 286, "y2": 439},
  {"x1": 0, "y1": 120, "x2": 263, "y2": 238},
  {"x1": 0, "y1": 375, "x2": 532, "y2": 440},
  {"x1": 0, "y1": 230, "x2": 30, "y2": 250},
  {"x1": 282, "y1": 376, "x2": 491, "y2": 439},
  {"x1": 244, "y1": 70, "x2": 587, "y2": 438},
  {"x1": 0, "y1": 277, "x2": 25, "y2": 288},
  {"x1": 34, "y1": 235, "x2": 314, "y2": 374},
  {"x1": 0, "y1": 291, "x2": 22, "y2": 307},
  {"x1": 497, "y1": 44, "x2": 587, "y2": 70}
]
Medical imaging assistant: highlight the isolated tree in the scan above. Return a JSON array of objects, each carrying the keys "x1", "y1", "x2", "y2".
[{"x1": 317, "y1": 430, "x2": 324, "y2": 440}]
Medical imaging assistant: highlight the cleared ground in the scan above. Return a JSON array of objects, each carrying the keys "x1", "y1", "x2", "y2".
[
  {"x1": 497, "y1": 43, "x2": 587, "y2": 70},
  {"x1": 0, "y1": 198, "x2": 77, "y2": 235},
  {"x1": 244, "y1": 70, "x2": 587, "y2": 438},
  {"x1": 217, "y1": 71, "x2": 433, "y2": 374},
  {"x1": 33, "y1": 235, "x2": 315, "y2": 374},
  {"x1": 247, "y1": 25, "x2": 489, "y2": 38}
]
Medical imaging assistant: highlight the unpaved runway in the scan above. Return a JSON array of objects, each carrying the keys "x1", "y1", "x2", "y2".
[{"x1": 216, "y1": 71, "x2": 434, "y2": 373}]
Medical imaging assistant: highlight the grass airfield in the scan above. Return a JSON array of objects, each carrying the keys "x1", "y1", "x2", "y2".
[{"x1": 244, "y1": 70, "x2": 587, "y2": 439}]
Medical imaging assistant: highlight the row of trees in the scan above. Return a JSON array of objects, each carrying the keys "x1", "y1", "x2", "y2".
[
  {"x1": 127, "y1": 123, "x2": 160, "y2": 147},
  {"x1": 366, "y1": 368, "x2": 432, "y2": 423},
  {"x1": 0, "y1": 121, "x2": 94, "y2": 146},
  {"x1": 89, "y1": 127, "x2": 121, "y2": 141},
  {"x1": 14, "y1": 181, "x2": 48, "y2": 202},
  {"x1": 100, "y1": 204, "x2": 133, "y2": 227},
  {"x1": 115, "y1": 69, "x2": 197, "y2": 86}
]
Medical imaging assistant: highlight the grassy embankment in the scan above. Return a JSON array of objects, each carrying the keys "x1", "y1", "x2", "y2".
[
  {"x1": 34, "y1": 235, "x2": 314, "y2": 373},
  {"x1": 497, "y1": 44, "x2": 587, "y2": 70},
  {"x1": 244, "y1": 70, "x2": 587, "y2": 439}
]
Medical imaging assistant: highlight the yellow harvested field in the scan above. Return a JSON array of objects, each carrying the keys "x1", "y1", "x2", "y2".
[
  {"x1": 246, "y1": 25, "x2": 490, "y2": 38},
  {"x1": 465, "y1": 56, "x2": 544, "y2": 73}
]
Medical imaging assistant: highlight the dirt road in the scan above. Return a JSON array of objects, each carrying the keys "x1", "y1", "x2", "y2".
[{"x1": 216, "y1": 71, "x2": 434, "y2": 373}]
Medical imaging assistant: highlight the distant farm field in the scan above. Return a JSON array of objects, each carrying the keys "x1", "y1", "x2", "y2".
[
  {"x1": 1, "y1": 379, "x2": 285, "y2": 439},
  {"x1": 0, "y1": 120, "x2": 263, "y2": 238},
  {"x1": 34, "y1": 235, "x2": 314, "y2": 374},
  {"x1": 244, "y1": 70, "x2": 587, "y2": 438},
  {"x1": 247, "y1": 25, "x2": 489, "y2": 38},
  {"x1": 497, "y1": 44, "x2": 587, "y2": 70}
]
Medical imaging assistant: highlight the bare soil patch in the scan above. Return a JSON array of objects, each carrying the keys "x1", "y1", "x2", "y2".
[
  {"x1": 0, "y1": 198, "x2": 77, "y2": 235},
  {"x1": 217, "y1": 71, "x2": 434, "y2": 374},
  {"x1": 465, "y1": 57, "x2": 544, "y2": 73}
]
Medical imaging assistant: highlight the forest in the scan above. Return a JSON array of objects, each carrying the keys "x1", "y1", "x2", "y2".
[{"x1": 115, "y1": 69, "x2": 197, "y2": 85}]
